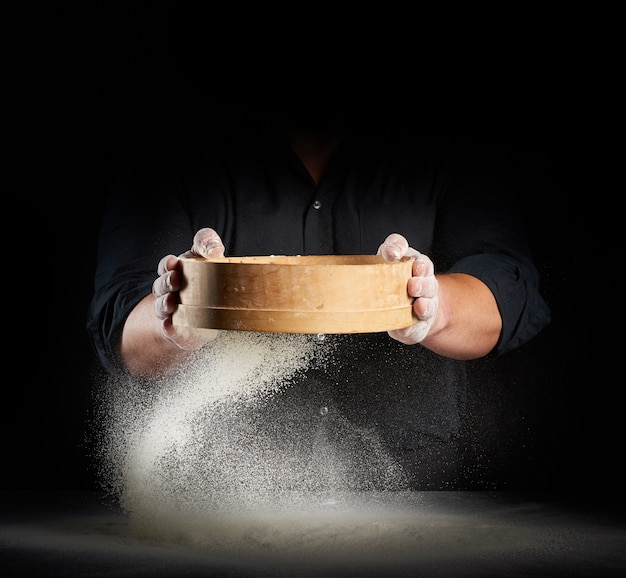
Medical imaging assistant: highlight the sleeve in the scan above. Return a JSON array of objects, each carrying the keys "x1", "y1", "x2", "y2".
[
  {"x1": 431, "y1": 140, "x2": 551, "y2": 355},
  {"x1": 86, "y1": 145, "x2": 195, "y2": 373}
]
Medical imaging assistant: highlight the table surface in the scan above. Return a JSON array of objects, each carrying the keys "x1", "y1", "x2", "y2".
[{"x1": 1, "y1": 490, "x2": 625, "y2": 577}]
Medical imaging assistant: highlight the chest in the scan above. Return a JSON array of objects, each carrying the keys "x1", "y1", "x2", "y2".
[{"x1": 185, "y1": 151, "x2": 438, "y2": 256}]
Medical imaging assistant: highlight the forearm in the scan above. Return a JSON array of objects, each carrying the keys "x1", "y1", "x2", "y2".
[
  {"x1": 119, "y1": 294, "x2": 199, "y2": 378},
  {"x1": 419, "y1": 273, "x2": 502, "y2": 360}
]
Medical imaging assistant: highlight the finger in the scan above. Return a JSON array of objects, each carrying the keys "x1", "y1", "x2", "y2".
[
  {"x1": 377, "y1": 233, "x2": 409, "y2": 261},
  {"x1": 388, "y1": 323, "x2": 429, "y2": 345},
  {"x1": 162, "y1": 316, "x2": 219, "y2": 350},
  {"x1": 192, "y1": 228, "x2": 225, "y2": 258},
  {"x1": 152, "y1": 268, "x2": 182, "y2": 299},
  {"x1": 389, "y1": 311, "x2": 435, "y2": 343},
  {"x1": 157, "y1": 254, "x2": 179, "y2": 276},
  {"x1": 161, "y1": 316, "x2": 197, "y2": 349},
  {"x1": 154, "y1": 292, "x2": 178, "y2": 320},
  {"x1": 388, "y1": 325, "x2": 413, "y2": 344},
  {"x1": 407, "y1": 275, "x2": 438, "y2": 300},
  {"x1": 412, "y1": 254, "x2": 435, "y2": 277},
  {"x1": 412, "y1": 296, "x2": 437, "y2": 320}
]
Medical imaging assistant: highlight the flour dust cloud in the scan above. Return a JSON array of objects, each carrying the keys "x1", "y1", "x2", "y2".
[{"x1": 92, "y1": 331, "x2": 409, "y2": 544}]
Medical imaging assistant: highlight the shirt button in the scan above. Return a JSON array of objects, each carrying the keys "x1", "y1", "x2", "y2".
[
  {"x1": 319, "y1": 406, "x2": 329, "y2": 416},
  {"x1": 312, "y1": 200, "x2": 322, "y2": 209}
]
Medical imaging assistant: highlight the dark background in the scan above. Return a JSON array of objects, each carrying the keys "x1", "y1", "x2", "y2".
[{"x1": 6, "y1": 7, "x2": 619, "y2": 493}]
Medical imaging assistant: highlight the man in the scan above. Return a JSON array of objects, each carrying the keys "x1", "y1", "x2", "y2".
[{"x1": 87, "y1": 98, "x2": 550, "y2": 490}]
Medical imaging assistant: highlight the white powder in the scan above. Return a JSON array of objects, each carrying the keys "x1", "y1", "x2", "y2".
[{"x1": 93, "y1": 330, "x2": 409, "y2": 552}]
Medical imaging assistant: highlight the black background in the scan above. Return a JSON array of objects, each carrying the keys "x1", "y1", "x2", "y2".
[{"x1": 5, "y1": 6, "x2": 619, "y2": 493}]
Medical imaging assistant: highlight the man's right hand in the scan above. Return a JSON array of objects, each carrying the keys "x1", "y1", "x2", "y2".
[{"x1": 152, "y1": 228, "x2": 225, "y2": 350}]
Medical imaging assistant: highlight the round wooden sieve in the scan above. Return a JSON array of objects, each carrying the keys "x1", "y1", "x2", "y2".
[{"x1": 172, "y1": 254, "x2": 416, "y2": 334}]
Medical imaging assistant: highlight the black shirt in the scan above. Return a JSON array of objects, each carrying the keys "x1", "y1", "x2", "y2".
[{"x1": 87, "y1": 119, "x2": 550, "y2": 487}]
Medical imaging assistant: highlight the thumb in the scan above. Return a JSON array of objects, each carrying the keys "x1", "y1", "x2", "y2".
[{"x1": 191, "y1": 228, "x2": 225, "y2": 258}]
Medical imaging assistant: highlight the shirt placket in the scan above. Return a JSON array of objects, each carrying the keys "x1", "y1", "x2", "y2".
[{"x1": 303, "y1": 184, "x2": 333, "y2": 255}]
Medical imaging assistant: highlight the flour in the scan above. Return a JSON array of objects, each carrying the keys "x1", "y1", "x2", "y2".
[{"x1": 93, "y1": 330, "x2": 409, "y2": 543}]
